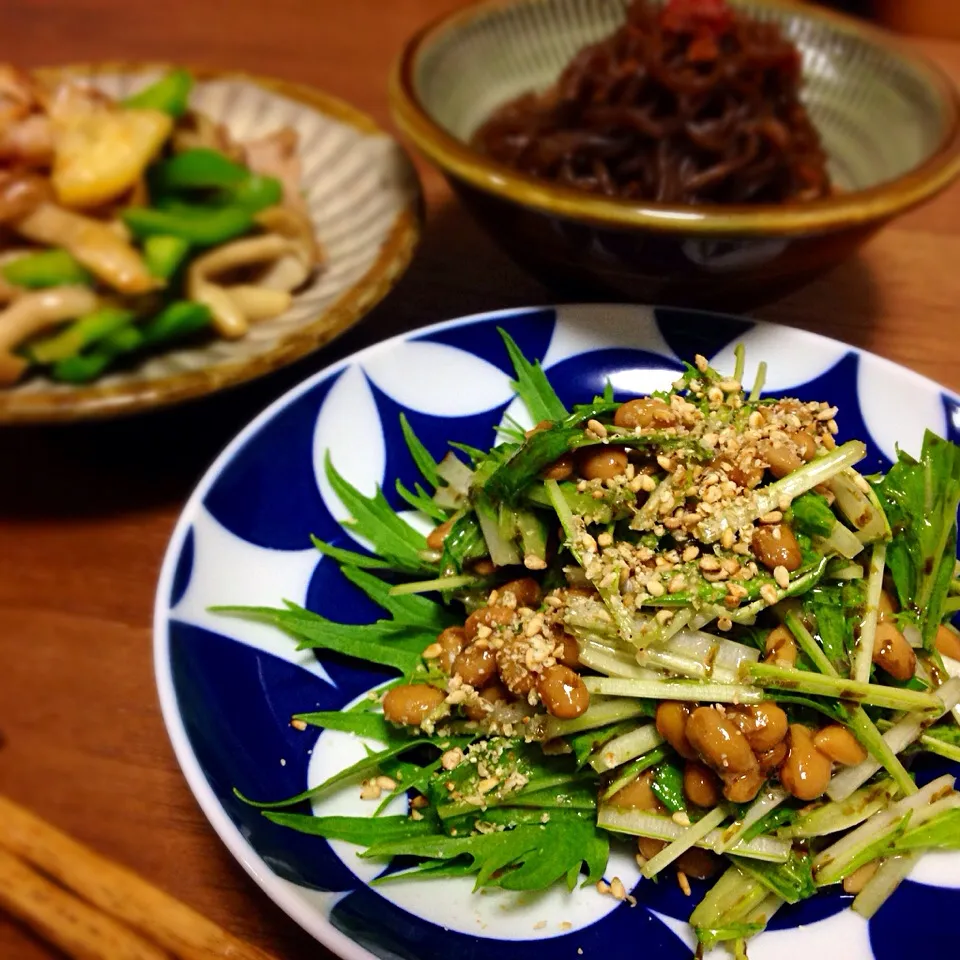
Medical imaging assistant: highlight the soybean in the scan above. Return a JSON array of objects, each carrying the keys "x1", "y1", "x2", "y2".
[
  {"x1": 382, "y1": 684, "x2": 446, "y2": 727},
  {"x1": 578, "y1": 448, "x2": 628, "y2": 481},
  {"x1": 655, "y1": 701, "x2": 698, "y2": 761},
  {"x1": 813, "y1": 725, "x2": 867, "y2": 766},
  {"x1": 872, "y1": 620, "x2": 916, "y2": 682},
  {"x1": 780, "y1": 724, "x2": 832, "y2": 801},
  {"x1": 452, "y1": 643, "x2": 498, "y2": 688},
  {"x1": 683, "y1": 761, "x2": 722, "y2": 808},
  {"x1": 751, "y1": 523, "x2": 802, "y2": 572},
  {"x1": 686, "y1": 706, "x2": 757, "y2": 775},
  {"x1": 536, "y1": 664, "x2": 590, "y2": 719}
]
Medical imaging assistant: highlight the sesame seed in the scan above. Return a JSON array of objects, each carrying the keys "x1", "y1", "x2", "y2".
[
  {"x1": 656, "y1": 609, "x2": 675, "y2": 624},
  {"x1": 822, "y1": 432, "x2": 837, "y2": 449},
  {"x1": 291, "y1": 718, "x2": 308, "y2": 731},
  {"x1": 596, "y1": 880, "x2": 610, "y2": 895},
  {"x1": 778, "y1": 494, "x2": 793, "y2": 512},
  {"x1": 525, "y1": 615, "x2": 544, "y2": 637},
  {"x1": 682, "y1": 545, "x2": 700, "y2": 562},
  {"x1": 721, "y1": 557, "x2": 740, "y2": 575},
  {"x1": 441, "y1": 748, "x2": 464, "y2": 770},
  {"x1": 827, "y1": 419, "x2": 839, "y2": 435},
  {"x1": 422, "y1": 642, "x2": 442, "y2": 659},
  {"x1": 774, "y1": 565, "x2": 791, "y2": 589},
  {"x1": 672, "y1": 810, "x2": 691, "y2": 826},
  {"x1": 610, "y1": 877, "x2": 627, "y2": 900},
  {"x1": 656, "y1": 455, "x2": 674, "y2": 472},
  {"x1": 748, "y1": 410, "x2": 764, "y2": 430},
  {"x1": 699, "y1": 555, "x2": 721, "y2": 572},
  {"x1": 668, "y1": 575, "x2": 687, "y2": 594},
  {"x1": 476, "y1": 624, "x2": 493, "y2": 640},
  {"x1": 760, "y1": 583, "x2": 779, "y2": 605},
  {"x1": 718, "y1": 379, "x2": 741, "y2": 393},
  {"x1": 717, "y1": 617, "x2": 733, "y2": 632},
  {"x1": 721, "y1": 528, "x2": 736, "y2": 550},
  {"x1": 817, "y1": 406, "x2": 839, "y2": 421},
  {"x1": 677, "y1": 870, "x2": 692, "y2": 897},
  {"x1": 586, "y1": 419, "x2": 608, "y2": 439},
  {"x1": 707, "y1": 386, "x2": 724, "y2": 404},
  {"x1": 376, "y1": 775, "x2": 397, "y2": 791},
  {"x1": 695, "y1": 354, "x2": 709, "y2": 372},
  {"x1": 759, "y1": 511, "x2": 783, "y2": 524},
  {"x1": 597, "y1": 532, "x2": 613, "y2": 548}
]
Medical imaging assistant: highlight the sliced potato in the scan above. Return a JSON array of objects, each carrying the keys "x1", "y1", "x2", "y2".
[{"x1": 52, "y1": 107, "x2": 172, "y2": 207}]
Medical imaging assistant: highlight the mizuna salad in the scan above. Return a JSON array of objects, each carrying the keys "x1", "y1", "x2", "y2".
[{"x1": 222, "y1": 335, "x2": 960, "y2": 957}]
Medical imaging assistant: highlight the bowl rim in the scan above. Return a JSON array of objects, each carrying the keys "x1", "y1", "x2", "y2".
[
  {"x1": 0, "y1": 61, "x2": 423, "y2": 425},
  {"x1": 389, "y1": 0, "x2": 960, "y2": 236}
]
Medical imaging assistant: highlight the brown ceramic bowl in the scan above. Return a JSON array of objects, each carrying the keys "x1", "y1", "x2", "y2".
[{"x1": 389, "y1": 0, "x2": 960, "y2": 307}]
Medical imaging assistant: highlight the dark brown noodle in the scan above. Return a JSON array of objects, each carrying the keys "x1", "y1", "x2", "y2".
[{"x1": 471, "y1": 0, "x2": 831, "y2": 205}]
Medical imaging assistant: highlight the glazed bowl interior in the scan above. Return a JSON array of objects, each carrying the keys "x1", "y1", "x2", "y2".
[{"x1": 411, "y1": 0, "x2": 953, "y2": 200}]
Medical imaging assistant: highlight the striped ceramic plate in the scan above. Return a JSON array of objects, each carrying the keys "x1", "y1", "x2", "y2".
[{"x1": 0, "y1": 63, "x2": 422, "y2": 423}]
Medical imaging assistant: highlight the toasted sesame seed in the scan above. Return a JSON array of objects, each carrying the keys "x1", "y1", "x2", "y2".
[
  {"x1": 718, "y1": 379, "x2": 741, "y2": 393},
  {"x1": 656, "y1": 455, "x2": 675, "y2": 472},
  {"x1": 478, "y1": 777, "x2": 499, "y2": 794},
  {"x1": 544, "y1": 595, "x2": 563, "y2": 608},
  {"x1": 721, "y1": 557, "x2": 740, "y2": 575},
  {"x1": 748, "y1": 410, "x2": 764, "y2": 430},
  {"x1": 700, "y1": 555, "x2": 721, "y2": 572},
  {"x1": 774, "y1": 565, "x2": 790, "y2": 589},
  {"x1": 668, "y1": 575, "x2": 687, "y2": 594},
  {"x1": 360, "y1": 780, "x2": 382, "y2": 801},
  {"x1": 827, "y1": 419, "x2": 839, "y2": 435},
  {"x1": 695, "y1": 354, "x2": 709, "y2": 372},
  {"x1": 610, "y1": 877, "x2": 627, "y2": 901},
  {"x1": 717, "y1": 617, "x2": 733, "y2": 632},
  {"x1": 596, "y1": 880, "x2": 610, "y2": 895},
  {"x1": 760, "y1": 583, "x2": 779, "y2": 605},
  {"x1": 290, "y1": 718, "x2": 308, "y2": 731},
  {"x1": 778, "y1": 494, "x2": 793, "y2": 512},
  {"x1": 759, "y1": 511, "x2": 783, "y2": 524},
  {"x1": 677, "y1": 870, "x2": 692, "y2": 897},
  {"x1": 656, "y1": 609, "x2": 675, "y2": 624},
  {"x1": 682, "y1": 545, "x2": 700, "y2": 562},
  {"x1": 672, "y1": 810, "x2": 691, "y2": 826},
  {"x1": 376, "y1": 775, "x2": 397, "y2": 791},
  {"x1": 586, "y1": 418, "x2": 608, "y2": 439},
  {"x1": 422, "y1": 642, "x2": 443, "y2": 659},
  {"x1": 721, "y1": 528, "x2": 736, "y2": 550},
  {"x1": 663, "y1": 516, "x2": 683, "y2": 530},
  {"x1": 817, "y1": 406, "x2": 839, "y2": 421},
  {"x1": 822, "y1": 432, "x2": 837, "y2": 450},
  {"x1": 733, "y1": 542, "x2": 751, "y2": 555},
  {"x1": 526, "y1": 615, "x2": 544, "y2": 637},
  {"x1": 646, "y1": 578, "x2": 666, "y2": 597},
  {"x1": 476, "y1": 624, "x2": 493, "y2": 640}
]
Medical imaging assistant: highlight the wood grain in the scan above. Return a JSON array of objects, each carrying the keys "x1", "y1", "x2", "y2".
[{"x1": 1, "y1": 2, "x2": 959, "y2": 958}]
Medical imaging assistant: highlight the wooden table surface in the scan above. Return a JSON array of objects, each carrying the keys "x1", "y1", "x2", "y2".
[{"x1": 2, "y1": 2, "x2": 959, "y2": 957}]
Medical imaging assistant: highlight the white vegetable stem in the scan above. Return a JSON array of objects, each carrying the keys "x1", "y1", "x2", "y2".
[
  {"x1": 853, "y1": 541, "x2": 887, "y2": 684},
  {"x1": 813, "y1": 775, "x2": 955, "y2": 884},
  {"x1": 598, "y1": 807, "x2": 790, "y2": 862},
  {"x1": 714, "y1": 787, "x2": 789, "y2": 854},
  {"x1": 697, "y1": 441, "x2": 866, "y2": 544},
  {"x1": 852, "y1": 853, "x2": 920, "y2": 919},
  {"x1": 589, "y1": 724, "x2": 664, "y2": 773},
  {"x1": 827, "y1": 677, "x2": 960, "y2": 801},
  {"x1": 584, "y1": 676, "x2": 765, "y2": 704},
  {"x1": 641, "y1": 806, "x2": 729, "y2": 879}
]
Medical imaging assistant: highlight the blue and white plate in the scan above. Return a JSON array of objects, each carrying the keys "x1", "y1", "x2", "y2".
[{"x1": 153, "y1": 305, "x2": 960, "y2": 960}]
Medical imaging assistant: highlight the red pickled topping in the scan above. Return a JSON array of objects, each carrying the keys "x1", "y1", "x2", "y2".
[{"x1": 661, "y1": 0, "x2": 735, "y2": 35}]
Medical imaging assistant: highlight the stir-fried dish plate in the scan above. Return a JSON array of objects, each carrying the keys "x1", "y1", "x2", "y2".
[
  {"x1": 0, "y1": 63, "x2": 420, "y2": 422},
  {"x1": 154, "y1": 305, "x2": 960, "y2": 960}
]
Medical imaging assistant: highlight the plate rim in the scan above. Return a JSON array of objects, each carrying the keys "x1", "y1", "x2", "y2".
[
  {"x1": 0, "y1": 62, "x2": 423, "y2": 425},
  {"x1": 152, "y1": 303, "x2": 960, "y2": 959}
]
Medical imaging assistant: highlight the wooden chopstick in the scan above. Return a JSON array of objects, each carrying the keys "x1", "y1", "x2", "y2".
[
  {"x1": 0, "y1": 846, "x2": 171, "y2": 960},
  {"x1": 0, "y1": 795, "x2": 278, "y2": 960}
]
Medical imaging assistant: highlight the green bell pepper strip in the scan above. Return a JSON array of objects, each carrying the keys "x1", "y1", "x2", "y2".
[
  {"x1": 140, "y1": 301, "x2": 211, "y2": 346},
  {"x1": 49, "y1": 301, "x2": 212, "y2": 383},
  {"x1": 2, "y1": 249, "x2": 92, "y2": 289},
  {"x1": 226, "y1": 174, "x2": 283, "y2": 212},
  {"x1": 122, "y1": 205, "x2": 254, "y2": 246},
  {"x1": 143, "y1": 235, "x2": 191, "y2": 279},
  {"x1": 122, "y1": 69, "x2": 194, "y2": 117},
  {"x1": 52, "y1": 326, "x2": 144, "y2": 383},
  {"x1": 27, "y1": 307, "x2": 136, "y2": 365},
  {"x1": 150, "y1": 148, "x2": 250, "y2": 190}
]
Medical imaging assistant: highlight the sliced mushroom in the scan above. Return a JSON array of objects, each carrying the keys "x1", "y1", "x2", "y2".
[
  {"x1": 187, "y1": 233, "x2": 297, "y2": 338},
  {"x1": 254, "y1": 205, "x2": 321, "y2": 291},
  {"x1": 172, "y1": 109, "x2": 243, "y2": 161},
  {"x1": 15, "y1": 202, "x2": 158, "y2": 294},
  {"x1": 0, "y1": 285, "x2": 98, "y2": 384}
]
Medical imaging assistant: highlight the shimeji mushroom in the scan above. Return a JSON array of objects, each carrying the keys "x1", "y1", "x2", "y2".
[
  {"x1": 15, "y1": 203, "x2": 158, "y2": 294},
  {"x1": 187, "y1": 206, "x2": 319, "y2": 339},
  {"x1": 0, "y1": 285, "x2": 98, "y2": 383}
]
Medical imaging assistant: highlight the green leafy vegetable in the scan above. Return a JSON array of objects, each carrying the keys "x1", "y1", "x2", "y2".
[
  {"x1": 652, "y1": 761, "x2": 686, "y2": 813},
  {"x1": 875, "y1": 430, "x2": 960, "y2": 647},
  {"x1": 499, "y1": 328, "x2": 567, "y2": 424}
]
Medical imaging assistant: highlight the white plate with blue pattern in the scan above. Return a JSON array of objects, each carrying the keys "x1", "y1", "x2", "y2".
[{"x1": 153, "y1": 304, "x2": 960, "y2": 960}]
